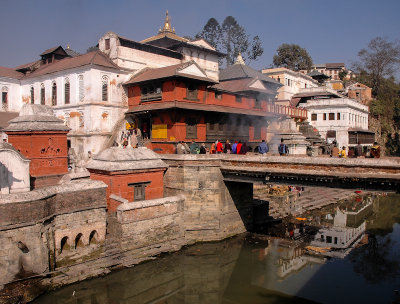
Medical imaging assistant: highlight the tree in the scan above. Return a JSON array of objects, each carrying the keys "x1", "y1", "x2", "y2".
[
  {"x1": 196, "y1": 16, "x2": 263, "y2": 66},
  {"x1": 353, "y1": 37, "x2": 400, "y2": 96},
  {"x1": 272, "y1": 43, "x2": 313, "y2": 71},
  {"x1": 195, "y1": 18, "x2": 221, "y2": 50},
  {"x1": 86, "y1": 46, "x2": 99, "y2": 53}
]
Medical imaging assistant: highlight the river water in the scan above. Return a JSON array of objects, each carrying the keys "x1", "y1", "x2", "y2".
[{"x1": 33, "y1": 193, "x2": 400, "y2": 304}]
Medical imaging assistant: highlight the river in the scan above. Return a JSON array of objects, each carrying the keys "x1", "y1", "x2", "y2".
[{"x1": 33, "y1": 193, "x2": 400, "y2": 304}]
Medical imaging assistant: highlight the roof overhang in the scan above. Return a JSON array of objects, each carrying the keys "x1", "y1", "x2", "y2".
[{"x1": 126, "y1": 101, "x2": 280, "y2": 117}]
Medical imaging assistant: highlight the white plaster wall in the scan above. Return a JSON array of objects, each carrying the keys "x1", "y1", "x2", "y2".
[
  {"x1": 304, "y1": 97, "x2": 369, "y2": 148},
  {"x1": 181, "y1": 47, "x2": 219, "y2": 81},
  {"x1": 0, "y1": 149, "x2": 30, "y2": 193},
  {"x1": 0, "y1": 78, "x2": 21, "y2": 112}
]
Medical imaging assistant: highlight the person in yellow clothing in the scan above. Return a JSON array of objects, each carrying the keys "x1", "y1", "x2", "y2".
[{"x1": 339, "y1": 146, "x2": 347, "y2": 158}]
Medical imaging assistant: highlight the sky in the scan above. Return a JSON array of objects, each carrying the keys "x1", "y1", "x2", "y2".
[{"x1": 0, "y1": 0, "x2": 399, "y2": 71}]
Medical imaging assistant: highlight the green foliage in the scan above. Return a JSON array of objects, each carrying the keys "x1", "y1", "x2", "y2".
[
  {"x1": 338, "y1": 70, "x2": 348, "y2": 81},
  {"x1": 196, "y1": 16, "x2": 264, "y2": 66},
  {"x1": 272, "y1": 43, "x2": 313, "y2": 71},
  {"x1": 386, "y1": 133, "x2": 400, "y2": 156},
  {"x1": 353, "y1": 37, "x2": 400, "y2": 96},
  {"x1": 86, "y1": 46, "x2": 99, "y2": 53}
]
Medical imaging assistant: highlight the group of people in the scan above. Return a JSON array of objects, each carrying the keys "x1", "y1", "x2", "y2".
[
  {"x1": 176, "y1": 139, "x2": 271, "y2": 155},
  {"x1": 329, "y1": 140, "x2": 381, "y2": 158},
  {"x1": 120, "y1": 127, "x2": 142, "y2": 148}
]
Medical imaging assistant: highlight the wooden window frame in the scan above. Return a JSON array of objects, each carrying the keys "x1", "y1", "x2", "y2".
[
  {"x1": 40, "y1": 84, "x2": 45, "y2": 105},
  {"x1": 311, "y1": 113, "x2": 317, "y2": 121},
  {"x1": 51, "y1": 82, "x2": 57, "y2": 106},
  {"x1": 102, "y1": 76, "x2": 108, "y2": 102},
  {"x1": 329, "y1": 113, "x2": 335, "y2": 120},
  {"x1": 186, "y1": 83, "x2": 199, "y2": 101},
  {"x1": 64, "y1": 78, "x2": 70, "y2": 104},
  {"x1": 128, "y1": 182, "x2": 150, "y2": 202},
  {"x1": 141, "y1": 83, "x2": 162, "y2": 102},
  {"x1": 30, "y1": 87, "x2": 34, "y2": 104},
  {"x1": 105, "y1": 38, "x2": 110, "y2": 50}
]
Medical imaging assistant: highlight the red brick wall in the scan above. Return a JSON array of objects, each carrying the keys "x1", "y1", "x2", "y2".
[
  {"x1": 89, "y1": 169, "x2": 165, "y2": 212},
  {"x1": 7, "y1": 131, "x2": 68, "y2": 177}
]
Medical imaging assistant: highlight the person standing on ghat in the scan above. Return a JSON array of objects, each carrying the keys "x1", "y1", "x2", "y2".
[
  {"x1": 236, "y1": 141, "x2": 242, "y2": 154},
  {"x1": 232, "y1": 141, "x2": 238, "y2": 154},
  {"x1": 339, "y1": 146, "x2": 347, "y2": 158},
  {"x1": 258, "y1": 139, "x2": 269, "y2": 154},
  {"x1": 224, "y1": 140, "x2": 232, "y2": 153},
  {"x1": 216, "y1": 140, "x2": 223, "y2": 154}
]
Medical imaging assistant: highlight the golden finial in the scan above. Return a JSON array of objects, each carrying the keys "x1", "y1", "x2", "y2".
[
  {"x1": 66, "y1": 44, "x2": 70, "y2": 49},
  {"x1": 234, "y1": 53, "x2": 245, "y2": 65},
  {"x1": 159, "y1": 10, "x2": 173, "y2": 34}
]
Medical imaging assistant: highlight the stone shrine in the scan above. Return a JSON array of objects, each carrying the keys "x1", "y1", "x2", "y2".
[{"x1": 4, "y1": 104, "x2": 70, "y2": 188}]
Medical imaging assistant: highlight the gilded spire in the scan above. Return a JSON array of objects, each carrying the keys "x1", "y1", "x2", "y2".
[
  {"x1": 159, "y1": 10, "x2": 175, "y2": 34},
  {"x1": 234, "y1": 53, "x2": 245, "y2": 65}
]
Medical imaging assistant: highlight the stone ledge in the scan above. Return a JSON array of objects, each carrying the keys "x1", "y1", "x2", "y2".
[
  {"x1": 0, "y1": 179, "x2": 107, "y2": 204},
  {"x1": 116, "y1": 195, "x2": 185, "y2": 211},
  {"x1": 160, "y1": 153, "x2": 400, "y2": 169}
]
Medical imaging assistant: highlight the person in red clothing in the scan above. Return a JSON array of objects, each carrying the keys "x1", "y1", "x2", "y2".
[
  {"x1": 216, "y1": 139, "x2": 224, "y2": 154},
  {"x1": 236, "y1": 141, "x2": 242, "y2": 154}
]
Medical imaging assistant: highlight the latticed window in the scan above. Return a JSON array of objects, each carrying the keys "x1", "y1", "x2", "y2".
[
  {"x1": 78, "y1": 75, "x2": 84, "y2": 102},
  {"x1": 40, "y1": 83, "x2": 45, "y2": 105},
  {"x1": 52, "y1": 82, "x2": 57, "y2": 106},
  {"x1": 141, "y1": 83, "x2": 162, "y2": 102},
  {"x1": 1, "y1": 87, "x2": 8, "y2": 110},
  {"x1": 30, "y1": 87, "x2": 34, "y2": 104},
  {"x1": 102, "y1": 76, "x2": 109, "y2": 102},
  {"x1": 186, "y1": 83, "x2": 198, "y2": 100},
  {"x1": 64, "y1": 78, "x2": 70, "y2": 104}
]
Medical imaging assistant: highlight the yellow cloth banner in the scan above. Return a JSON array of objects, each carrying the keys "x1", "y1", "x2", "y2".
[{"x1": 152, "y1": 124, "x2": 167, "y2": 139}]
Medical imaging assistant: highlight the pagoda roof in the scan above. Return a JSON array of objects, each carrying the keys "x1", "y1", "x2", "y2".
[
  {"x1": 124, "y1": 61, "x2": 216, "y2": 85},
  {"x1": 219, "y1": 60, "x2": 282, "y2": 87}
]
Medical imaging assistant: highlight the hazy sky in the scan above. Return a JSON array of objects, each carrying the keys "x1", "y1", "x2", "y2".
[{"x1": 1, "y1": 0, "x2": 399, "y2": 70}]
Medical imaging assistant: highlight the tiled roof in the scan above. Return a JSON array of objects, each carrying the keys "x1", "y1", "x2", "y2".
[
  {"x1": 124, "y1": 61, "x2": 216, "y2": 85},
  {"x1": 65, "y1": 48, "x2": 80, "y2": 57},
  {"x1": 212, "y1": 78, "x2": 276, "y2": 95},
  {"x1": 219, "y1": 63, "x2": 282, "y2": 87},
  {"x1": 0, "y1": 67, "x2": 24, "y2": 80},
  {"x1": 0, "y1": 111, "x2": 19, "y2": 129},
  {"x1": 40, "y1": 46, "x2": 65, "y2": 56},
  {"x1": 15, "y1": 60, "x2": 41, "y2": 71},
  {"x1": 326, "y1": 63, "x2": 345, "y2": 69},
  {"x1": 308, "y1": 70, "x2": 330, "y2": 78},
  {"x1": 23, "y1": 51, "x2": 120, "y2": 79}
]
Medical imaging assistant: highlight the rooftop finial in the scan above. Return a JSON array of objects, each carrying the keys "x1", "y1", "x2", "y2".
[
  {"x1": 159, "y1": 10, "x2": 174, "y2": 34},
  {"x1": 234, "y1": 53, "x2": 245, "y2": 65}
]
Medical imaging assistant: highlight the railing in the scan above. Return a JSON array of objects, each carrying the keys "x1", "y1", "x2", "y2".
[{"x1": 266, "y1": 103, "x2": 308, "y2": 119}]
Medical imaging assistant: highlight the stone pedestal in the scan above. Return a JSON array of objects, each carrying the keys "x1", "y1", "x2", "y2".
[{"x1": 268, "y1": 118, "x2": 309, "y2": 155}]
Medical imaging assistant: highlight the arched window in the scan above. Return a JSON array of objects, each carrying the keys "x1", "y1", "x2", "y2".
[
  {"x1": 64, "y1": 77, "x2": 70, "y2": 104},
  {"x1": 102, "y1": 75, "x2": 108, "y2": 102},
  {"x1": 74, "y1": 233, "x2": 84, "y2": 249},
  {"x1": 1, "y1": 86, "x2": 8, "y2": 110},
  {"x1": 40, "y1": 83, "x2": 45, "y2": 105},
  {"x1": 30, "y1": 87, "x2": 34, "y2": 104},
  {"x1": 78, "y1": 75, "x2": 84, "y2": 102},
  {"x1": 89, "y1": 230, "x2": 98, "y2": 245},
  {"x1": 60, "y1": 236, "x2": 69, "y2": 254},
  {"x1": 52, "y1": 81, "x2": 57, "y2": 106}
]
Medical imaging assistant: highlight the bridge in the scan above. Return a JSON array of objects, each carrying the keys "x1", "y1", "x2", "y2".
[
  {"x1": 160, "y1": 154, "x2": 400, "y2": 243},
  {"x1": 162, "y1": 154, "x2": 400, "y2": 192}
]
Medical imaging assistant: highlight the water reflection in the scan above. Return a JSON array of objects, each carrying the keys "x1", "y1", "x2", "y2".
[{"x1": 33, "y1": 194, "x2": 400, "y2": 304}]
